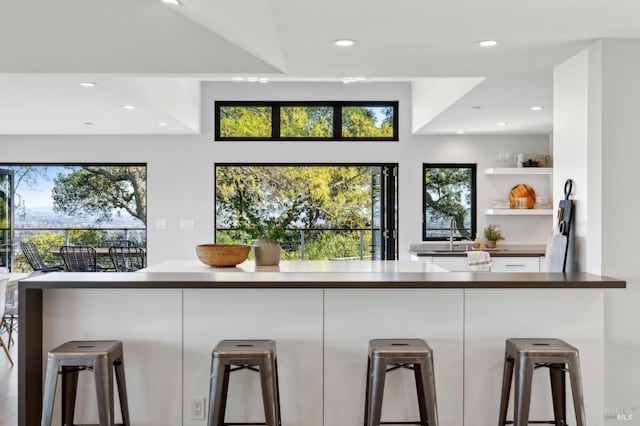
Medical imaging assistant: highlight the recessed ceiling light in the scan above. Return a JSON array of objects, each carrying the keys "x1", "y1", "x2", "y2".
[
  {"x1": 123, "y1": 105, "x2": 135, "y2": 110},
  {"x1": 158, "y1": 122, "x2": 168, "y2": 127},
  {"x1": 456, "y1": 130, "x2": 465, "y2": 135},
  {"x1": 231, "y1": 77, "x2": 245, "y2": 82},
  {"x1": 162, "y1": 0, "x2": 181, "y2": 5},
  {"x1": 83, "y1": 122, "x2": 93, "y2": 125},
  {"x1": 80, "y1": 82, "x2": 97, "y2": 88},
  {"x1": 333, "y1": 39, "x2": 356, "y2": 47},
  {"x1": 496, "y1": 121, "x2": 508, "y2": 127},
  {"x1": 530, "y1": 106, "x2": 543, "y2": 111},
  {"x1": 478, "y1": 40, "x2": 499, "y2": 47},
  {"x1": 471, "y1": 106, "x2": 482, "y2": 109}
]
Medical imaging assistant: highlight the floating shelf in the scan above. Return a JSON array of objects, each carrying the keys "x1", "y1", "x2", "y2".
[
  {"x1": 485, "y1": 208, "x2": 553, "y2": 216},
  {"x1": 485, "y1": 167, "x2": 553, "y2": 175}
]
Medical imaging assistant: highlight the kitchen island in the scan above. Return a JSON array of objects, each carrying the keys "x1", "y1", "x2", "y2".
[{"x1": 18, "y1": 261, "x2": 624, "y2": 426}]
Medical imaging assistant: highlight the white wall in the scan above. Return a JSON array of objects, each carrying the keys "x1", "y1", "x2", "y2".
[
  {"x1": 554, "y1": 39, "x2": 640, "y2": 422},
  {"x1": 553, "y1": 49, "x2": 591, "y2": 272},
  {"x1": 0, "y1": 82, "x2": 550, "y2": 263}
]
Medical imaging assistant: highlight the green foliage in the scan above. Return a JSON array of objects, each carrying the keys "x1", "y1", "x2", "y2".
[
  {"x1": 280, "y1": 106, "x2": 333, "y2": 137},
  {"x1": 215, "y1": 166, "x2": 373, "y2": 258},
  {"x1": 342, "y1": 106, "x2": 393, "y2": 138},
  {"x1": 483, "y1": 224, "x2": 504, "y2": 241},
  {"x1": 216, "y1": 166, "x2": 371, "y2": 243},
  {"x1": 52, "y1": 166, "x2": 147, "y2": 225},
  {"x1": 219, "y1": 104, "x2": 394, "y2": 139},
  {"x1": 220, "y1": 106, "x2": 272, "y2": 138},
  {"x1": 68, "y1": 228, "x2": 107, "y2": 246},
  {"x1": 424, "y1": 167, "x2": 473, "y2": 239}
]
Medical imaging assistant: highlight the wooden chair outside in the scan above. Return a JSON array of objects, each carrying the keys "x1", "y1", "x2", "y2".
[{"x1": 109, "y1": 246, "x2": 146, "y2": 272}]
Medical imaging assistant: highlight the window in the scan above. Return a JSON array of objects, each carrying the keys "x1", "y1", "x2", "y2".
[
  {"x1": 215, "y1": 164, "x2": 398, "y2": 260},
  {"x1": 423, "y1": 164, "x2": 476, "y2": 241},
  {"x1": 0, "y1": 163, "x2": 147, "y2": 272},
  {"x1": 215, "y1": 101, "x2": 398, "y2": 141}
]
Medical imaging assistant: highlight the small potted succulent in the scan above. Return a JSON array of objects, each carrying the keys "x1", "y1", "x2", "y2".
[{"x1": 483, "y1": 224, "x2": 504, "y2": 249}]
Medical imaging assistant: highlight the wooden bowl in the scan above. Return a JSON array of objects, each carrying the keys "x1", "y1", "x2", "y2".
[{"x1": 195, "y1": 244, "x2": 250, "y2": 267}]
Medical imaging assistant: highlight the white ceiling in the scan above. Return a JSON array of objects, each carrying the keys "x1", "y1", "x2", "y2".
[{"x1": 1, "y1": 0, "x2": 640, "y2": 135}]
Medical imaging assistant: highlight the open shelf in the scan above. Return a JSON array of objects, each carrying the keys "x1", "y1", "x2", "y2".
[
  {"x1": 485, "y1": 208, "x2": 553, "y2": 216},
  {"x1": 485, "y1": 167, "x2": 553, "y2": 175}
]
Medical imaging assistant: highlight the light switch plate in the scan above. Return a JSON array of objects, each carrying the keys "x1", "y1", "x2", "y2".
[
  {"x1": 156, "y1": 219, "x2": 167, "y2": 230},
  {"x1": 180, "y1": 219, "x2": 195, "y2": 231}
]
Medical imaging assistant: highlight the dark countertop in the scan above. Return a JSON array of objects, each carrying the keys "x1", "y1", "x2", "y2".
[
  {"x1": 19, "y1": 270, "x2": 625, "y2": 289},
  {"x1": 410, "y1": 249, "x2": 546, "y2": 257}
]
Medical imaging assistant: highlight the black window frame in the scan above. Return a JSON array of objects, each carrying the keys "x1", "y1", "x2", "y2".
[
  {"x1": 214, "y1": 162, "x2": 399, "y2": 260},
  {"x1": 215, "y1": 101, "x2": 399, "y2": 141},
  {"x1": 422, "y1": 163, "x2": 477, "y2": 241}
]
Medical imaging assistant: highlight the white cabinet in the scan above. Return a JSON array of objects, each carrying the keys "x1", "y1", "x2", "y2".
[
  {"x1": 489, "y1": 257, "x2": 540, "y2": 272},
  {"x1": 428, "y1": 255, "x2": 541, "y2": 272},
  {"x1": 430, "y1": 256, "x2": 471, "y2": 272}
]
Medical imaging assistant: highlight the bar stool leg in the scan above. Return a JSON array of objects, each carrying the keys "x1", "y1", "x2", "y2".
[
  {"x1": 364, "y1": 357, "x2": 372, "y2": 426},
  {"x1": 259, "y1": 357, "x2": 281, "y2": 426},
  {"x1": 41, "y1": 360, "x2": 60, "y2": 426},
  {"x1": 498, "y1": 357, "x2": 514, "y2": 426},
  {"x1": 208, "y1": 358, "x2": 230, "y2": 426},
  {"x1": 513, "y1": 358, "x2": 534, "y2": 426},
  {"x1": 61, "y1": 366, "x2": 79, "y2": 426},
  {"x1": 274, "y1": 359, "x2": 283, "y2": 426},
  {"x1": 114, "y1": 358, "x2": 131, "y2": 425},
  {"x1": 415, "y1": 361, "x2": 439, "y2": 426},
  {"x1": 367, "y1": 357, "x2": 387, "y2": 426},
  {"x1": 94, "y1": 358, "x2": 115, "y2": 426},
  {"x1": 567, "y1": 355, "x2": 586, "y2": 426},
  {"x1": 549, "y1": 364, "x2": 567, "y2": 426}
]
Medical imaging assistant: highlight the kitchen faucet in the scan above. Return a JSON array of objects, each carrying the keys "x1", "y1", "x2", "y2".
[{"x1": 449, "y1": 216, "x2": 456, "y2": 251}]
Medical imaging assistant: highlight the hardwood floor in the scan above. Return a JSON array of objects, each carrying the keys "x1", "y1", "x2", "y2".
[{"x1": 0, "y1": 340, "x2": 17, "y2": 426}]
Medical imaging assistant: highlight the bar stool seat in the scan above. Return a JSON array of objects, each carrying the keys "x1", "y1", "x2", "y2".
[
  {"x1": 498, "y1": 338, "x2": 586, "y2": 426},
  {"x1": 364, "y1": 338, "x2": 438, "y2": 426},
  {"x1": 41, "y1": 340, "x2": 130, "y2": 426},
  {"x1": 208, "y1": 339, "x2": 282, "y2": 426}
]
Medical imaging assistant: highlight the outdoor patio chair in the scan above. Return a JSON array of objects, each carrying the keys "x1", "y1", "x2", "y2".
[
  {"x1": 59, "y1": 245, "x2": 100, "y2": 272},
  {"x1": 109, "y1": 246, "x2": 146, "y2": 272},
  {"x1": 20, "y1": 241, "x2": 64, "y2": 273}
]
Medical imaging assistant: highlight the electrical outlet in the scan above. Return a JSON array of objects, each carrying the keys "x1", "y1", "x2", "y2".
[{"x1": 190, "y1": 397, "x2": 206, "y2": 420}]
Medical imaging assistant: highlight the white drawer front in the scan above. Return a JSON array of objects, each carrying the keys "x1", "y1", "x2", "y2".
[{"x1": 490, "y1": 257, "x2": 540, "y2": 272}]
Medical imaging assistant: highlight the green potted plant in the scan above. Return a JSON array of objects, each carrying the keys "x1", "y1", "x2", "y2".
[
  {"x1": 245, "y1": 217, "x2": 287, "y2": 266},
  {"x1": 483, "y1": 224, "x2": 504, "y2": 249}
]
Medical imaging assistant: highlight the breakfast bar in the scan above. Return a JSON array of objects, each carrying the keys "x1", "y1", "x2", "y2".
[{"x1": 18, "y1": 262, "x2": 624, "y2": 426}]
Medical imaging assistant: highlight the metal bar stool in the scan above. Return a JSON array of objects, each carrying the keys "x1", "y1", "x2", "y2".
[
  {"x1": 41, "y1": 340, "x2": 131, "y2": 426},
  {"x1": 364, "y1": 338, "x2": 438, "y2": 426},
  {"x1": 498, "y1": 338, "x2": 586, "y2": 426},
  {"x1": 208, "y1": 340, "x2": 282, "y2": 426}
]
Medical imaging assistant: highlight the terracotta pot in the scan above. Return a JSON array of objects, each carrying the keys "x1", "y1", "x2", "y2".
[
  {"x1": 253, "y1": 238, "x2": 282, "y2": 266},
  {"x1": 485, "y1": 240, "x2": 497, "y2": 249}
]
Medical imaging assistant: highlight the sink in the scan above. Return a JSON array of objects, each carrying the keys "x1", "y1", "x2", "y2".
[{"x1": 431, "y1": 249, "x2": 468, "y2": 253}]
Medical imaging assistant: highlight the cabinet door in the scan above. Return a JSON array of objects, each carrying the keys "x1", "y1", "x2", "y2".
[
  {"x1": 490, "y1": 257, "x2": 540, "y2": 272},
  {"x1": 431, "y1": 256, "x2": 470, "y2": 272}
]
